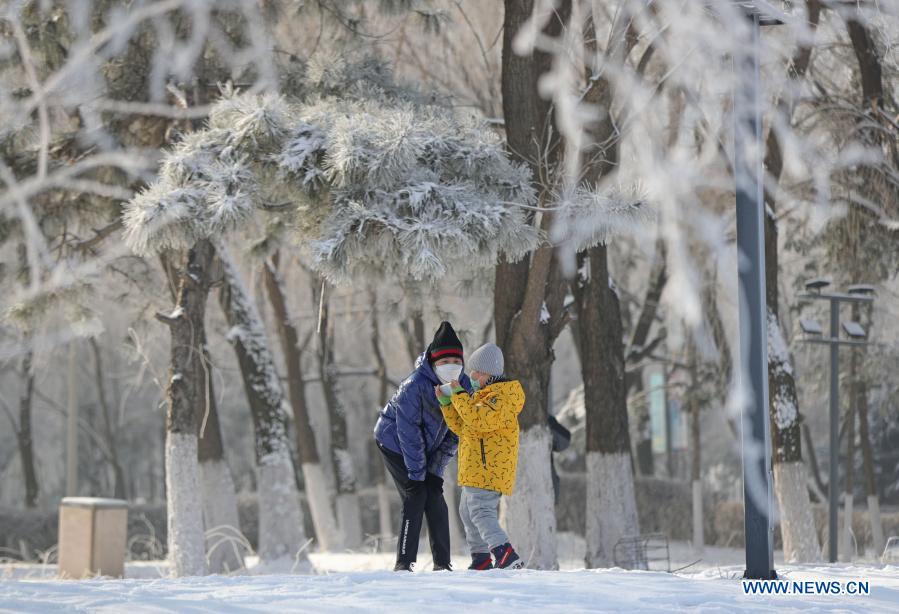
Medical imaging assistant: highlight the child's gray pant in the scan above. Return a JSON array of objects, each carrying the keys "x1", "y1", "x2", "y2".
[{"x1": 459, "y1": 486, "x2": 508, "y2": 553}]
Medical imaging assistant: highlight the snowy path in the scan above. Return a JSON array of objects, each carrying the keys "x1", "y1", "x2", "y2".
[{"x1": 2, "y1": 563, "x2": 897, "y2": 613}]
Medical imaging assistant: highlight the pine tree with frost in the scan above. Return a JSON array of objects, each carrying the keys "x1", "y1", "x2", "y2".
[
  {"x1": 122, "y1": 58, "x2": 648, "y2": 570},
  {"x1": 123, "y1": 61, "x2": 541, "y2": 285}
]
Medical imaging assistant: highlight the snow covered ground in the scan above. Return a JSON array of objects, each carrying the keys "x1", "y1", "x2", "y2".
[{"x1": 2, "y1": 541, "x2": 897, "y2": 612}]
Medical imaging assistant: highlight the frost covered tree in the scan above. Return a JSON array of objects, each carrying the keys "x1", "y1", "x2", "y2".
[
  {"x1": 124, "y1": 57, "x2": 539, "y2": 565},
  {"x1": 152, "y1": 239, "x2": 215, "y2": 577},
  {"x1": 496, "y1": 0, "x2": 653, "y2": 568},
  {"x1": 566, "y1": 7, "x2": 648, "y2": 568},
  {"x1": 217, "y1": 246, "x2": 309, "y2": 568},
  {"x1": 492, "y1": 0, "x2": 573, "y2": 570}
]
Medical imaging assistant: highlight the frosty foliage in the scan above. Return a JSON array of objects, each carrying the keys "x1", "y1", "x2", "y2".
[
  {"x1": 552, "y1": 188, "x2": 655, "y2": 251},
  {"x1": 123, "y1": 61, "x2": 541, "y2": 284}
]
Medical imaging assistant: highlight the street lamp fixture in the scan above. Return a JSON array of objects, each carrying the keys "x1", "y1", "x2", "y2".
[
  {"x1": 842, "y1": 321, "x2": 867, "y2": 339},
  {"x1": 799, "y1": 319, "x2": 823, "y2": 336},
  {"x1": 797, "y1": 283, "x2": 874, "y2": 562},
  {"x1": 847, "y1": 284, "x2": 875, "y2": 296},
  {"x1": 805, "y1": 278, "x2": 832, "y2": 293}
]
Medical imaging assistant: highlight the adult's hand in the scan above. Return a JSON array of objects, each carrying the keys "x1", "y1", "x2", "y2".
[
  {"x1": 405, "y1": 479, "x2": 426, "y2": 497},
  {"x1": 425, "y1": 473, "x2": 444, "y2": 489}
]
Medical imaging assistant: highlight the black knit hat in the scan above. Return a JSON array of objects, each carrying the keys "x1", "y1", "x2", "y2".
[{"x1": 427, "y1": 321, "x2": 464, "y2": 363}]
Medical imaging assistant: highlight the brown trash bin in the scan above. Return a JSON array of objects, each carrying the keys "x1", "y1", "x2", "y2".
[{"x1": 58, "y1": 497, "x2": 128, "y2": 579}]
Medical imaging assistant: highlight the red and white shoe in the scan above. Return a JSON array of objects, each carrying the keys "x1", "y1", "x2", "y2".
[{"x1": 491, "y1": 543, "x2": 523, "y2": 569}]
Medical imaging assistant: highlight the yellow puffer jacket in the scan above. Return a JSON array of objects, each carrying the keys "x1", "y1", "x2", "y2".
[{"x1": 440, "y1": 380, "x2": 525, "y2": 496}]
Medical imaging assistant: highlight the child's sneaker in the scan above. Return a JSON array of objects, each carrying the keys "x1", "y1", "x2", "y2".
[
  {"x1": 468, "y1": 552, "x2": 493, "y2": 570},
  {"x1": 491, "y1": 543, "x2": 523, "y2": 569}
]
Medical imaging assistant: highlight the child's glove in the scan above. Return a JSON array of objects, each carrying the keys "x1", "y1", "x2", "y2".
[{"x1": 434, "y1": 385, "x2": 452, "y2": 406}]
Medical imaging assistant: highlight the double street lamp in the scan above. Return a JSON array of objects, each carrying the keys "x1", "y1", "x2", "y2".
[{"x1": 797, "y1": 280, "x2": 875, "y2": 563}]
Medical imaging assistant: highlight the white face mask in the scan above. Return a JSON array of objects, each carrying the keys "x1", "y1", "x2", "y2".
[{"x1": 434, "y1": 363, "x2": 463, "y2": 384}]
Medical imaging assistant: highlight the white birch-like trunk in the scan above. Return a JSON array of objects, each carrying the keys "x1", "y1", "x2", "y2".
[
  {"x1": 500, "y1": 426, "x2": 557, "y2": 569},
  {"x1": 257, "y1": 448, "x2": 309, "y2": 568},
  {"x1": 868, "y1": 494, "x2": 885, "y2": 559},
  {"x1": 301, "y1": 462, "x2": 341, "y2": 551},
  {"x1": 841, "y1": 495, "x2": 855, "y2": 562},
  {"x1": 336, "y1": 493, "x2": 363, "y2": 549},
  {"x1": 199, "y1": 458, "x2": 245, "y2": 573},
  {"x1": 585, "y1": 451, "x2": 639, "y2": 568},
  {"x1": 166, "y1": 432, "x2": 207, "y2": 577},
  {"x1": 692, "y1": 480, "x2": 704, "y2": 553},
  {"x1": 773, "y1": 461, "x2": 821, "y2": 563}
]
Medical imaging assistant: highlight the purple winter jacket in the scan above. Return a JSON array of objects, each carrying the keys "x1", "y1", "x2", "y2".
[{"x1": 374, "y1": 352, "x2": 471, "y2": 481}]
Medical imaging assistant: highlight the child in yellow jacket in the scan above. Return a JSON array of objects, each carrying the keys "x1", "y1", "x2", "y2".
[{"x1": 435, "y1": 342, "x2": 526, "y2": 570}]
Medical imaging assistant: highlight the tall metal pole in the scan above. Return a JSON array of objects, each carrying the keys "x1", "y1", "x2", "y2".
[
  {"x1": 734, "y1": 12, "x2": 776, "y2": 580},
  {"x1": 828, "y1": 298, "x2": 840, "y2": 562}
]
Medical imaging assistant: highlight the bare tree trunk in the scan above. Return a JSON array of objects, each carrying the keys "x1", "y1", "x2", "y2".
[
  {"x1": 156, "y1": 239, "x2": 215, "y2": 577},
  {"x1": 89, "y1": 339, "x2": 127, "y2": 500},
  {"x1": 162, "y1": 250, "x2": 245, "y2": 572},
  {"x1": 196, "y1": 333, "x2": 245, "y2": 573},
  {"x1": 844, "y1": 12, "x2": 888, "y2": 562},
  {"x1": 842, "y1": 363, "x2": 857, "y2": 562},
  {"x1": 368, "y1": 288, "x2": 395, "y2": 545},
  {"x1": 18, "y1": 351, "x2": 39, "y2": 508},
  {"x1": 686, "y1": 338, "x2": 703, "y2": 553},
  {"x1": 627, "y1": 241, "x2": 668, "y2": 476},
  {"x1": 802, "y1": 422, "x2": 827, "y2": 502},
  {"x1": 264, "y1": 253, "x2": 340, "y2": 552},
  {"x1": 66, "y1": 342, "x2": 78, "y2": 497},
  {"x1": 496, "y1": 0, "x2": 572, "y2": 570},
  {"x1": 312, "y1": 280, "x2": 362, "y2": 549},
  {"x1": 762, "y1": 0, "x2": 822, "y2": 564},
  {"x1": 700, "y1": 274, "x2": 740, "y2": 441},
  {"x1": 218, "y1": 246, "x2": 309, "y2": 568},
  {"x1": 569, "y1": 6, "x2": 641, "y2": 570},
  {"x1": 856, "y1": 378, "x2": 884, "y2": 556},
  {"x1": 398, "y1": 311, "x2": 426, "y2": 365},
  {"x1": 573, "y1": 246, "x2": 639, "y2": 568},
  {"x1": 854, "y1": 297, "x2": 884, "y2": 556}
]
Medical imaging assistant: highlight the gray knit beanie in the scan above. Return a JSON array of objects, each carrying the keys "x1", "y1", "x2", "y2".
[{"x1": 467, "y1": 343, "x2": 504, "y2": 377}]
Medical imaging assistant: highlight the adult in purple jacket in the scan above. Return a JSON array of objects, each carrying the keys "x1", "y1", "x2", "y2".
[{"x1": 374, "y1": 321, "x2": 471, "y2": 571}]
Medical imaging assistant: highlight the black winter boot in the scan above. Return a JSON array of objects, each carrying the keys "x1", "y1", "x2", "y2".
[
  {"x1": 432, "y1": 562, "x2": 453, "y2": 571},
  {"x1": 491, "y1": 543, "x2": 522, "y2": 569},
  {"x1": 394, "y1": 561, "x2": 415, "y2": 572},
  {"x1": 468, "y1": 553, "x2": 493, "y2": 570}
]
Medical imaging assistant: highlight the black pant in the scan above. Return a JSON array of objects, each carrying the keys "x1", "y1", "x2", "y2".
[{"x1": 378, "y1": 443, "x2": 451, "y2": 567}]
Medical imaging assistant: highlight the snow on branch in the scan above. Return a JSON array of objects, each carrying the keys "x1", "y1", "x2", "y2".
[
  {"x1": 552, "y1": 188, "x2": 656, "y2": 252},
  {"x1": 123, "y1": 64, "x2": 541, "y2": 283}
]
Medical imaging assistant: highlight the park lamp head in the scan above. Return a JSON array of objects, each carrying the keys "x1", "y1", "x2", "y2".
[
  {"x1": 799, "y1": 319, "x2": 823, "y2": 336},
  {"x1": 804, "y1": 278, "x2": 831, "y2": 293},
  {"x1": 842, "y1": 321, "x2": 867, "y2": 340},
  {"x1": 847, "y1": 284, "x2": 875, "y2": 296}
]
